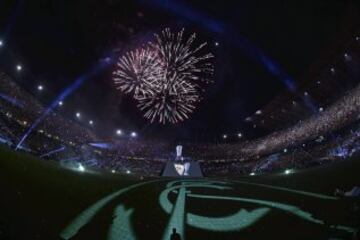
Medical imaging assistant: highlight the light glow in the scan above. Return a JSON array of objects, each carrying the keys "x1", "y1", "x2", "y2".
[{"x1": 78, "y1": 164, "x2": 85, "y2": 172}]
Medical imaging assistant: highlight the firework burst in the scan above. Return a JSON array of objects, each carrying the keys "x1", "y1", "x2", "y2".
[
  {"x1": 137, "y1": 78, "x2": 200, "y2": 124},
  {"x1": 113, "y1": 28, "x2": 214, "y2": 124},
  {"x1": 113, "y1": 47, "x2": 161, "y2": 96}
]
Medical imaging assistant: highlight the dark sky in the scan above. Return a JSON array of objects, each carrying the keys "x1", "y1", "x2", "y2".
[{"x1": 0, "y1": 0, "x2": 356, "y2": 143}]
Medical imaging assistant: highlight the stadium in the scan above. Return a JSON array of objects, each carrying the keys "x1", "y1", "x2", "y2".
[{"x1": 0, "y1": 0, "x2": 359, "y2": 239}]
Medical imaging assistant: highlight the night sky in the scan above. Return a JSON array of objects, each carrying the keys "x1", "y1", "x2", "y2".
[{"x1": 0, "y1": 0, "x2": 356, "y2": 143}]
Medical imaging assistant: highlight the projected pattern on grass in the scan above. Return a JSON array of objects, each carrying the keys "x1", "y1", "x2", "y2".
[{"x1": 60, "y1": 180, "x2": 356, "y2": 240}]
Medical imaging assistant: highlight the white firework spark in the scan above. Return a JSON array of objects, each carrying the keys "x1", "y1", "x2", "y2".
[{"x1": 113, "y1": 28, "x2": 214, "y2": 124}]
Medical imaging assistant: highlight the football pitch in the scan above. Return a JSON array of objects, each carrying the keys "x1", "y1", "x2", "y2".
[{"x1": 0, "y1": 146, "x2": 359, "y2": 240}]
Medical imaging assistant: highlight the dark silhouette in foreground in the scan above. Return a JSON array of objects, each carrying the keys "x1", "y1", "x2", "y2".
[{"x1": 170, "y1": 228, "x2": 181, "y2": 240}]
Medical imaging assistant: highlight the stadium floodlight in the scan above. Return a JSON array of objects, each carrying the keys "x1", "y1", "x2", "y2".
[
  {"x1": 58, "y1": 101, "x2": 63, "y2": 106},
  {"x1": 215, "y1": 41, "x2": 219, "y2": 46},
  {"x1": 130, "y1": 132, "x2": 137, "y2": 137},
  {"x1": 38, "y1": 85, "x2": 44, "y2": 91},
  {"x1": 76, "y1": 112, "x2": 81, "y2": 118},
  {"x1": 284, "y1": 169, "x2": 292, "y2": 175},
  {"x1": 222, "y1": 134, "x2": 227, "y2": 139},
  {"x1": 89, "y1": 120, "x2": 94, "y2": 125},
  {"x1": 116, "y1": 129, "x2": 122, "y2": 135},
  {"x1": 16, "y1": 65, "x2": 22, "y2": 71},
  {"x1": 237, "y1": 133, "x2": 243, "y2": 138},
  {"x1": 0, "y1": 40, "x2": 3, "y2": 47},
  {"x1": 78, "y1": 163, "x2": 85, "y2": 172},
  {"x1": 126, "y1": 170, "x2": 131, "y2": 174}
]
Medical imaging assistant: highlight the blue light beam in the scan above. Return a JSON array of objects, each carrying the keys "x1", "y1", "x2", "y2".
[
  {"x1": 16, "y1": 61, "x2": 111, "y2": 150},
  {"x1": 40, "y1": 146, "x2": 66, "y2": 158},
  {"x1": 0, "y1": 92, "x2": 25, "y2": 108}
]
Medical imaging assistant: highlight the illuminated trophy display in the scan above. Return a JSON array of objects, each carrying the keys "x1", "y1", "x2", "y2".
[{"x1": 162, "y1": 145, "x2": 203, "y2": 177}]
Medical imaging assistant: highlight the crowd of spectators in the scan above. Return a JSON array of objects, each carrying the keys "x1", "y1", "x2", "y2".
[{"x1": 0, "y1": 30, "x2": 359, "y2": 177}]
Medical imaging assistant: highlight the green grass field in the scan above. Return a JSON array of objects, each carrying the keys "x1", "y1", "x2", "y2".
[{"x1": 0, "y1": 146, "x2": 359, "y2": 240}]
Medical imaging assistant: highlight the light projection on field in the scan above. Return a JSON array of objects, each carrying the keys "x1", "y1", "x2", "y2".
[{"x1": 60, "y1": 180, "x2": 356, "y2": 240}]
